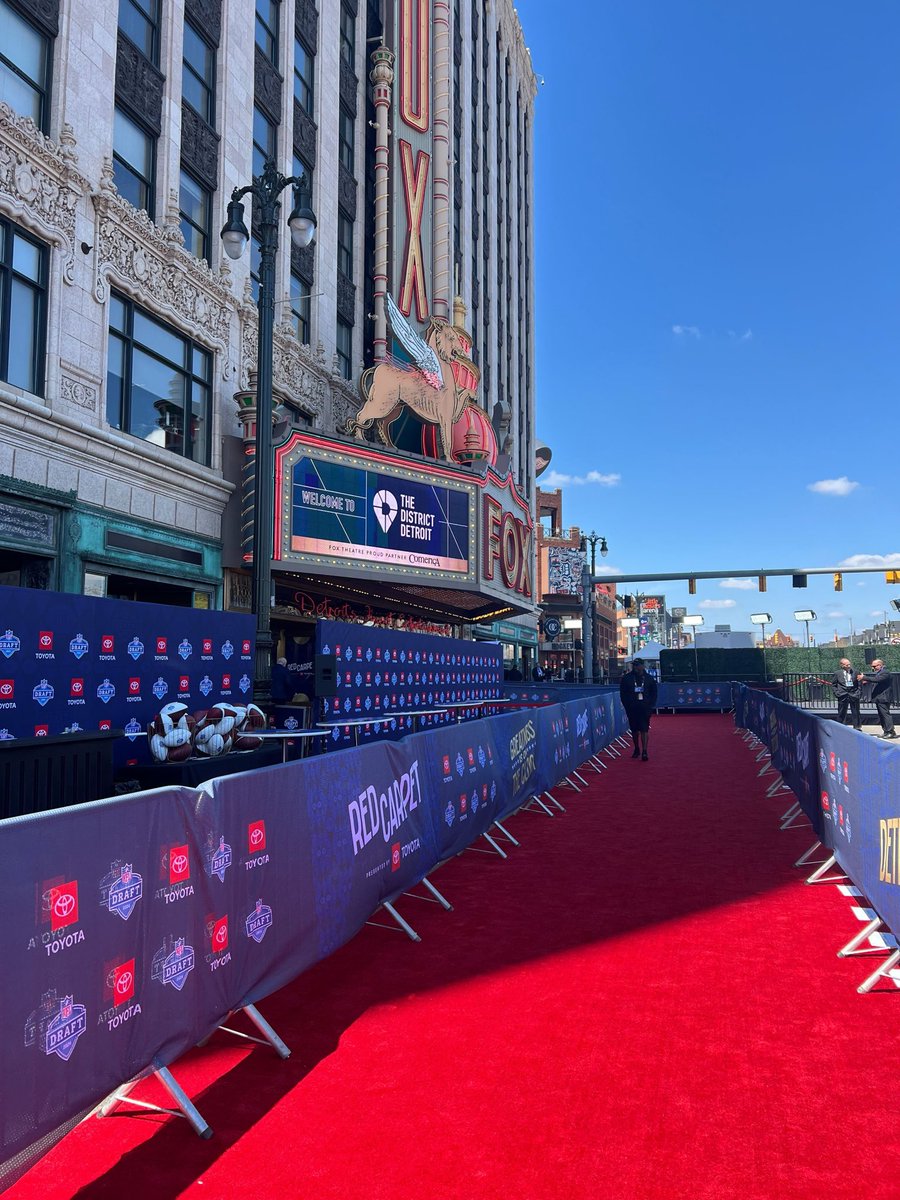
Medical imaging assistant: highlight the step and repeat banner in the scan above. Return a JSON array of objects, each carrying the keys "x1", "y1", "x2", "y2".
[
  {"x1": 0, "y1": 692, "x2": 626, "y2": 1183},
  {"x1": 0, "y1": 587, "x2": 254, "y2": 765},
  {"x1": 734, "y1": 683, "x2": 900, "y2": 924},
  {"x1": 315, "y1": 620, "x2": 503, "y2": 751}
]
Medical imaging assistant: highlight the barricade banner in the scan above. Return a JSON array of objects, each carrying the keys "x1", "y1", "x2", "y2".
[
  {"x1": 534, "y1": 704, "x2": 575, "y2": 792},
  {"x1": 0, "y1": 786, "x2": 216, "y2": 1170},
  {"x1": 562, "y1": 699, "x2": 594, "y2": 768},
  {"x1": 765, "y1": 696, "x2": 824, "y2": 838},
  {"x1": 814, "y1": 722, "x2": 900, "y2": 918},
  {"x1": 420, "y1": 720, "x2": 503, "y2": 859},
  {"x1": 490, "y1": 709, "x2": 540, "y2": 819},
  {"x1": 0, "y1": 585, "x2": 254, "y2": 765}
]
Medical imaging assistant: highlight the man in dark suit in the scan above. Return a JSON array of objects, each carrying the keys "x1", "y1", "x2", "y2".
[
  {"x1": 858, "y1": 659, "x2": 897, "y2": 739},
  {"x1": 831, "y1": 657, "x2": 861, "y2": 729},
  {"x1": 619, "y1": 657, "x2": 658, "y2": 760}
]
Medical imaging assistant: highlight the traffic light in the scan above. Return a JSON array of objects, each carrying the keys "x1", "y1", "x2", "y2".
[
  {"x1": 620, "y1": 594, "x2": 633, "y2": 612},
  {"x1": 886, "y1": 571, "x2": 900, "y2": 584},
  {"x1": 758, "y1": 575, "x2": 767, "y2": 592},
  {"x1": 833, "y1": 572, "x2": 843, "y2": 592},
  {"x1": 688, "y1": 578, "x2": 697, "y2": 595},
  {"x1": 792, "y1": 574, "x2": 807, "y2": 588}
]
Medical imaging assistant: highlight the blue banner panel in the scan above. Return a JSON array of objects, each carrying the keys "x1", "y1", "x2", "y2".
[
  {"x1": 420, "y1": 719, "x2": 503, "y2": 859},
  {"x1": 314, "y1": 620, "x2": 503, "y2": 752},
  {"x1": 658, "y1": 682, "x2": 731, "y2": 710},
  {"x1": 490, "y1": 709, "x2": 541, "y2": 819},
  {"x1": 765, "y1": 696, "x2": 824, "y2": 838},
  {"x1": 0, "y1": 586, "x2": 254, "y2": 765}
]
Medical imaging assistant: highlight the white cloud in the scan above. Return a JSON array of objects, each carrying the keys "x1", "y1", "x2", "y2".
[
  {"x1": 840, "y1": 553, "x2": 900, "y2": 568},
  {"x1": 719, "y1": 577, "x2": 756, "y2": 590},
  {"x1": 699, "y1": 598, "x2": 737, "y2": 609},
  {"x1": 807, "y1": 477, "x2": 860, "y2": 497},
  {"x1": 541, "y1": 470, "x2": 621, "y2": 488},
  {"x1": 592, "y1": 564, "x2": 623, "y2": 577},
  {"x1": 672, "y1": 324, "x2": 700, "y2": 338},
  {"x1": 826, "y1": 611, "x2": 846, "y2": 619},
  {"x1": 727, "y1": 329, "x2": 754, "y2": 342}
]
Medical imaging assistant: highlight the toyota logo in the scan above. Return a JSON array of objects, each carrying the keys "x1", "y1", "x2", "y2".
[
  {"x1": 40, "y1": 634, "x2": 51, "y2": 647},
  {"x1": 0, "y1": 683, "x2": 11, "y2": 696},
  {"x1": 214, "y1": 924, "x2": 227, "y2": 946},
  {"x1": 53, "y1": 893, "x2": 75, "y2": 919},
  {"x1": 72, "y1": 681, "x2": 83, "y2": 694},
  {"x1": 392, "y1": 847, "x2": 400, "y2": 867},
  {"x1": 171, "y1": 854, "x2": 188, "y2": 875},
  {"x1": 250, "y1": 828, "x2": 263, "y2": 847},
  {"x1": 115, "y1": 970, "x2": 133, "y2": 995}
]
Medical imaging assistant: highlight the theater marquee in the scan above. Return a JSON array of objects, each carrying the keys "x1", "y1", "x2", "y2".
[{"x1": 275, "y1": 434, "x2": 476, "y2": 583}]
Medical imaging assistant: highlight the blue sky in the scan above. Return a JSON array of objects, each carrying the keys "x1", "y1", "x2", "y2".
[{"x1": 520, "y1": 0, "x2": 900, "y2": 641}]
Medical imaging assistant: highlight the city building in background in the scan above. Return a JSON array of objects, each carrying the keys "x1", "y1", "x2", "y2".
[
  {"x1": 0, "y1": 0, "x2": 538, "y2": 651},
  {"x1": 535, "y1": 485, "x2": 616, "y2": 679}
]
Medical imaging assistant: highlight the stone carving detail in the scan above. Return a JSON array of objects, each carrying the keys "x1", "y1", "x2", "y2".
[
  {"x1": 337, "y1": 162, "x2": 357, "y2": 220},
  {"x1": 336, "y1": 270, "x2": 356, "y2": 324},
  {"x1": 292, "y1": 102, "x2": 317, "y2": 168},
  {"x1": 339, "y1": 58, "x2": 358, "y2": 116},
  {"x1": 238, "y1": 299, "x2": 329, "y2": 420},
  {"x1": 291, "y1": 242, "x2": 314, "y2": 285},
  {"x1": 185, "y1": 0, "x2": 221, "y2": 46},
  {"x1": 11, "y1": 0, "x2": 59, "y2": 36},
  {"x1": 295, "y1": 0, "x2": 318, "y2": 52},
  {"x1": 329, "y1": 381, "x2": 358, "y2": 433},
  {"x1": 115, "y1": 34, "x2": 165, "y2": 136},
  {"x1": 93, "y1": 161, "x2": 233, "y2": 350},
  {"x1": 181, "y1": 105, "x2": 220, "y2": 191},
  {"x1": 0, "y1": 104, "x2": 85, "y2": 284},
  {"x1": 59, "y1": 363, "x2": 99, "y2": 412},
  {"x1": 254, "y1": 46, "x2": 283, "y2": 125}
]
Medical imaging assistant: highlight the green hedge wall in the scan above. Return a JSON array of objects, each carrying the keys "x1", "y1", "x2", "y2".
[{"x1": 660, "y1": 643, "x2": 900, "y2": 683}]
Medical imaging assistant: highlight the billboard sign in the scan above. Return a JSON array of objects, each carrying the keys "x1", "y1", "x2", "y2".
[{"x1": 275, "y1": 435, "x2": 476, "y2": 582}]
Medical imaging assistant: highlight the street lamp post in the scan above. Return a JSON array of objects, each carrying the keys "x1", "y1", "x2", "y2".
[
  {"x1": 794, "y1": 609, "x2": 816, "y2": 653},
  {"x1": 579, "y1": 532, "x2": 608, "y2": 684},
  {"x1": 221, "y1": 160, "x2": 316, "y2": 708},
  {"x1": 750, "y1": 613, "x2": 772, "y2": 682},
  {"x1": 682, "y1": 614, "x2": 704, "y2": 681}
]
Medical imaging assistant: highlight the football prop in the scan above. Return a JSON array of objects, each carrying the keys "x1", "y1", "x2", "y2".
[
  {"x1": 232, "y1": 703, "x2": 266, "y2": 751},
  {"x1": 148, "y1": 703, "x2": 195, "y2": 763},
  {"x1": 193, "y1": 704, "x2": 240, "y2": 757}
]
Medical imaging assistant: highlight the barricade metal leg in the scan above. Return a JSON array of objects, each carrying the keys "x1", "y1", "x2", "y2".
[
  {"x1": 605, "y1": 746, "x2": 619, "y2": 759},
  {"x1": 241, "y1": 1004, "x2": 291, "y2": 1058},
  {"x1": 492, "y1": 819, "x2": 520, "y2": 846},
  {"x1": 838, "y1": 917, "x2": 884, "y2": 958},
  {"x1": 572, "y1": 770, "x2": 589, "y2": 787},
  {"x1": 758, "y1": 761, "x2": 775, "y2": 778},
  {"x1": 366, "y1": 901, "x2": 422, "y2": 942},
  {"x1": 779, "y1": 801, "x2": 801, "y2": 826},
  {"x1": 523, "y1": 793, "x2": 555, "y2": 816},
  {"x1": 97, "y1": 1064, "x2": 213, "y2": 1139},
  {"x1": 858, "y1": 950, "x2": 900, "y2": 994},
  {"x1": 402, "y1": 874, "x2": 453, "y2": 910},
  {"x1": 781, "y1": 808, "x2": 808, "y2": 831},
  {"x1": 544, "y1": 790, "x2": 567, "y2": 812},
  {"x1": 561, "y1": 775, "x2": 582, "y2": 793},
  {"x1": 587, "y1": 755, "x2": 606, "y2": 772},
  {"x1": 794, "y1": 840, "x2": 824, "y2": 867},
  {"x1": 805, "y1": 855, "x2": 846, "y2": 885}
]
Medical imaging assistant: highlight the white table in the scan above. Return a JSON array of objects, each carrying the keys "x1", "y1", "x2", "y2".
[
  {"x1": 254, "y1": 728, "x2": 330, "y2": 762},
  {"x1": 316, "y1": 708, "x2": 450, "y2": 745}
]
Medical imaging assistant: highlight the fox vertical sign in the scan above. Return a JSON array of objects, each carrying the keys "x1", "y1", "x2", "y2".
[{"x1": 392, "y1": 0, "x2": 433, "y2": 319}]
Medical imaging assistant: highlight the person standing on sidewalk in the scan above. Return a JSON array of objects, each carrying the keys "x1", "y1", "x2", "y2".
[
  {"x1": 619, "y1": 658, "x2": 658, "y2": 760},
  {"x1": 858, "y1": 659, "x2": 897, "y2": 739},
  {"x1": 831, "y1": 658, "x2": 862, "y2": 730}
]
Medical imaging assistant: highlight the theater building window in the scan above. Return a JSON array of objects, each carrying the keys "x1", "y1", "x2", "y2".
[
  {"x1": 336, "y1": 317, "x2": 352, "y2": 380},
  {"x1": 113, "y1": 106, "x2": 156, "y2": 217},
  {"x1": 106, "y1": 293, "x2": 212, "y2": 465},
  {"x1": 0, "y1": 0, "x2": 50, "y2": 131},
  {"x1": 0, "y1": 217, "x2": 48, "y2": 396},
  {"x1": 182, "y1": 18, "x2": 216, "y2": 127}
]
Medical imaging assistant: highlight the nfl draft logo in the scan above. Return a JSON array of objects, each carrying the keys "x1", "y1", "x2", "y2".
[
  {"x1": 0, "y1": 629, "x2": 20, "y2": 658},
  {"x1": 245, "y1": 899, "x2": 273, "y2": 943},
  {"x1": 444, "y1": 799, "x2": 456, "y2": 827},
  {"x1": 101, "y1": 862, "x2": 143, "y2": 920},
  {"x1": 222, "y1": 640, "x2": 234, "y2": 660},
  {"x1": 152, "y1": 937, "x2": 195, "y2": 991},
  {"x1": 97, "y1": 679, "x2": 116, "y2": 704},
  {"x1": 152, "y1": 677, "x2": 168, "y2": 700},
  {"x1": 124, "y1": 717, "x2": 142, "y2": 741},
  {"x1": 477, "y1": 745, "x2": 486, "y2": 768},
  {"x1": 471, "y1": 789, "x2": 480, "y2": 815},
  {"x1": 69, "y1": 634, "x2": 89, "y2": 660},
  {"x1": 205, "y1": 834, "x2": 233, "y2": 883},
  {"x1": 25, "y1": 992, "x2": 87, "y2": 1062},
  {"x1": 199, "y1": 674, "x2": 213, "y2": 697},
  {"x1": 128, "y1": 637, "x2": 144, "y2": 660},
  {"x1": 178, "y1": 639, "x2": 192, "y2": 660},
  {"x1": 284, "y1": 715, "x2": 299, "y2": 730},
  {"x1": 239, "y1": 674, "x2": 251, "y2": 694},
  {"x1": 455, "y1": 752, "x2": 465, "y2": 777}
]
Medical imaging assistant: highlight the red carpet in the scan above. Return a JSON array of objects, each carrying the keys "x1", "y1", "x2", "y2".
[{"x1": 8, "y1": 715, "x2": 900, "y2": 1200}]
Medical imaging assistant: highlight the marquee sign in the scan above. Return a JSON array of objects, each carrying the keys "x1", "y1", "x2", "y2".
[
  {"x1": 274, "y1": 434, "x2": 476, "y2": 583},
  {"x1": 481, "y1": 469, "x2": 534, "y2": 603}
]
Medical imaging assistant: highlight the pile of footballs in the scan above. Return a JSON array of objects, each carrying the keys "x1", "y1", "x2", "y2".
[{"x1": 148, "y1": 701, "x2": 266, "y2": 762}]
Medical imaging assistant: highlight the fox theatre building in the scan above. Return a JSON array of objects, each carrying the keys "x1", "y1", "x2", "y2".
[{"x1": 250, "y1": 431, "x2": 536, "y2": 695}]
